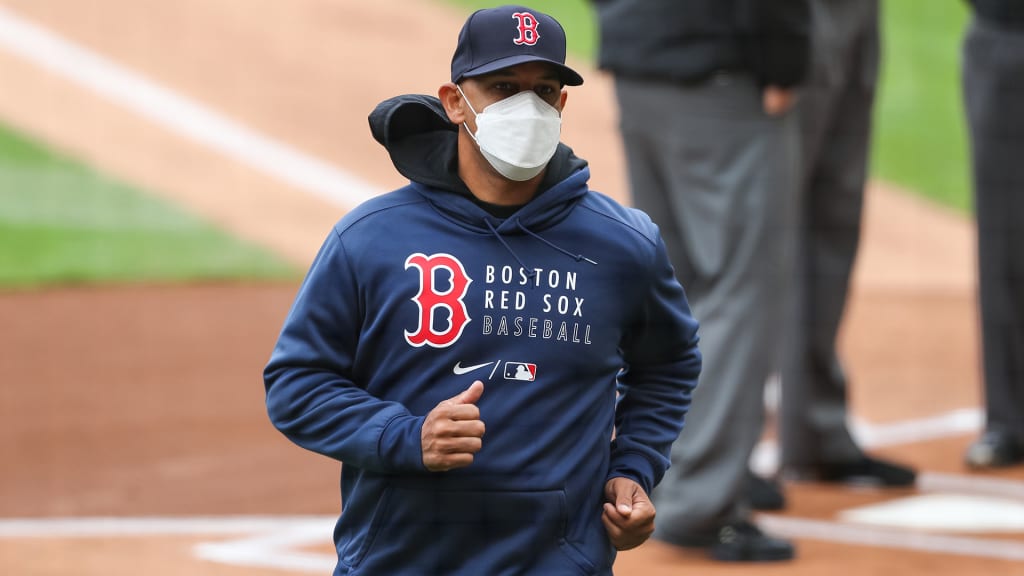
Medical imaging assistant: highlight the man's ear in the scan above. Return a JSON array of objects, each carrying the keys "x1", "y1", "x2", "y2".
[
  {"x1": 439, "y1": 83, "x2": 465, "y2": 124},
  {"x1": 557, "y1": 88, "x2": 568, "y2": 113}
]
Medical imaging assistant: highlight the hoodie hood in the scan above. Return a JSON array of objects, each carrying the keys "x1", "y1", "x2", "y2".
[
  {"x1": 368, "y1": 94, "x2": 590, "y2": 233},
  {"x1": 369, "y1": 94, "x2": 464, "y2": 193}
]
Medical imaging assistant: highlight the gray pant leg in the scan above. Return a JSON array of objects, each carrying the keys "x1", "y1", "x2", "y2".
[
  {"x1": 781, "y1": 0, "x2": 879, "y2": 467},
  {"x1": 964, "y1": 16, "x2": 1024, "y2": 440},
  {"x1": 614, "y1": 74, "x2": 799, "y2": 536}
]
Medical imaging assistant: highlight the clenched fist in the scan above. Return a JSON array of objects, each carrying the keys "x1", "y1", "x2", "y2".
[
  {"x1": 602, "y1": 477, "x2": 656, "y2": 550},
  {"x1": 421, "y1": 380, "x2": 486, "y2": 472}
]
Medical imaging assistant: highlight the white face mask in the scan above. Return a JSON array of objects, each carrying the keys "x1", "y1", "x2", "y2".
[{"x1": 458, "y1": 85, "x2": 562, "y2": 182}]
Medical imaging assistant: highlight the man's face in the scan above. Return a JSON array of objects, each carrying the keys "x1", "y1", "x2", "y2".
[{"x1": 454, "y1": 61, "x2": 567, "y2": 132}]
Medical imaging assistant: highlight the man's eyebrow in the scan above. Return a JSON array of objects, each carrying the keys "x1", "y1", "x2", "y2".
[
  {"x1": 532, "y1": 68, "x2": 562, "y2": 82},
  {"x1": 483, "y1": 67, "x2": 561, "y2": 81}
]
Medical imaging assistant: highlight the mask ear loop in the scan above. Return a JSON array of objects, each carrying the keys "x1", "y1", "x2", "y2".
[{"x1": 456, "y1": 84, "x2": 481, "y2": 144}]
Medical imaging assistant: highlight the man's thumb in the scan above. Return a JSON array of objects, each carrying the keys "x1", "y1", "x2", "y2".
[
  {"x1": 605, "y1": 478, "x2": 635, "y2": 516},
  {"x1": 452, "y1": 380, "x2": 484, "y2": 405},
  {"x1": 616, "y1": 493, "x2": 633, "y2": 516}
]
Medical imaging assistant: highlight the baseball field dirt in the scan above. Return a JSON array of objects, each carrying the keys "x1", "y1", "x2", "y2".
[{"x1": 1, "y1": 1, "x2": 1022, "y2": 574}]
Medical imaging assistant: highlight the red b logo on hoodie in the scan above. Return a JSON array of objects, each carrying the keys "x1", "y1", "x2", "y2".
[{"x1": 405, "y1": 253, "x2": 472, "y2": 348}]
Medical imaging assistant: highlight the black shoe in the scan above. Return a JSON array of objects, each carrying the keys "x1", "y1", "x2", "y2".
[
  {"x1": 708, "y1": 521, "x2": 795, "y2": 562},
  {"x1": 746, "y1": 471, "x2": 786, "y2": 511},
  {"x1": 965, "y1": 430, "x2": 1024, "y2": 469},
  {"x1": 790, "y1": 455, "x2": 917, "y2": 487},
  {"x1": 660, "y1": 520, "x2": 795, "y2": 562}
]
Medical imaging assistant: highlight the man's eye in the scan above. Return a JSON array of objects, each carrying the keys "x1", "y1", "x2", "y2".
[{"x1": 535, "y1": 87, "x2": 560, "y2": 104}]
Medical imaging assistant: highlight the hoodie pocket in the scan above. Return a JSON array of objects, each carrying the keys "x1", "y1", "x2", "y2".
[{"x1": 346, "y1": 485, "x2": 599, "y2": 574}]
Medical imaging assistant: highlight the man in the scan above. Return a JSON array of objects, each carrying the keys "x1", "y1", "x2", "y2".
[
  {"x1": 766, "y1": 0, "x2": 917, "y2": 503},
  {"x1": 592, "y1": 0, "x2": 809, "y2": 562},
  {"x1": 263, "y1": 5, "x2": 702, "y2": 575},
  {"x1": 961, "y1": 0, "x2": 1024, "y2": 469}
]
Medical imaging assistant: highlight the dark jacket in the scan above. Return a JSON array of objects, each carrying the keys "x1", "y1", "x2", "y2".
[
  {"x1": 264, "y1": 94, "x2": 702, "y2": 575},
  {"x1": 592, "y1": 0, "x2": 811, "y2": 87},
  {"x1": 969, "y1": 0, "x2": 1024, "y2": 29}
]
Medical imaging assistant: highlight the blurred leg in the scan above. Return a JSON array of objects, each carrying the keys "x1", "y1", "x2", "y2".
[
  {"x1": 963, "y1": 16, "x2": 1024, "y2": 466},
  {"x1": 781, "y1": 0, "x2": 877, "y2": 469},
  {"x1": 615, "y1": 73, "x2": 798, "y2": 538}
]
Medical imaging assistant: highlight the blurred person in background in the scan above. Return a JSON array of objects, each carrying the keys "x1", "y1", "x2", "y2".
[
  {"x1": 762, "y1": 0, "x2": 917, "y2": 504},
  {"x1": 592, "y1": 0, "x2": 809, "y2": 562},
  {"x1": 961, "y1": 0, "x2": 1024, "y2": 469}
]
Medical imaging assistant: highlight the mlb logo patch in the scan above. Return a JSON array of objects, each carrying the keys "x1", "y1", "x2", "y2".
[{"x1": 503, "y1": 362, "x2": 537, "y2": 381}]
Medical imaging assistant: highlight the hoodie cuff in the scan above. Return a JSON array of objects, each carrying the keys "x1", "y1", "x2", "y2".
[
  {"x1": 607, "y1": 451, "x2": 658, "y2": 495},
  {"x1": 378, "y1": 413, "x2": 428, "y2": 472}
]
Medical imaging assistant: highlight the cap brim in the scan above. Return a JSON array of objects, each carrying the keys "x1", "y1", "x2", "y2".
[{"x1": 460, "y1": 55, "x2": 584, "y2": 86}]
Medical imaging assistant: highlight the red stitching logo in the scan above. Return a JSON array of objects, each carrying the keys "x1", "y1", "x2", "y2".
[
  {"x1": 512, "y1": 12, "x2": 540, "y2": 46},
  {"x1": 404, "y1": 253, "x2": 473, "y2": 348}
]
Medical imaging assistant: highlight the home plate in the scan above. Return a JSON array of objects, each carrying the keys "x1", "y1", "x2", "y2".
[{"x1": 839, "y1": 493, "x2": 1024, "y2": 533}]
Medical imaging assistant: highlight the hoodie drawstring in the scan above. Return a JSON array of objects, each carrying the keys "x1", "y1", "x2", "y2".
[
  {"x1": 485, "y1": 218, "x2": 533, "y2": 274},
  {"x1": 483, "y1": 219, "x2": 598, "y2": 277},
  {"x1": 515, "y1": 219, "x2": 599, "y2": 266}
]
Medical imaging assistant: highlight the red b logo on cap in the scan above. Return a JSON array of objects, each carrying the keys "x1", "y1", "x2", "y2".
[{"x1": 512, "y1": 12, "x2": 540, "y2": 46}]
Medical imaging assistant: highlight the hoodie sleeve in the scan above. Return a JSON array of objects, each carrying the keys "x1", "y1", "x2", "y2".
[
  {"x1": 607, "y1": 235, "x2": 702, "y2": 494},
  {"x1": 263, "y1": 228, "x2": 427, "y2": 473}
]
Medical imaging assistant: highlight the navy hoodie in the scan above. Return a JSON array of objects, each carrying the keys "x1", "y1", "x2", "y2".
[{"x1": 264, "y1": 94, "x2": 702, "y2": 575}]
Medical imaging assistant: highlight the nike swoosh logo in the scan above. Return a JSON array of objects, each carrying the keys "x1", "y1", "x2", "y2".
[{"x1": 453, "y1": 361, "x2": 494, "y2": 375}]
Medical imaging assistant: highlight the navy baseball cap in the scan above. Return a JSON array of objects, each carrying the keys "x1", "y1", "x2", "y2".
[{"x1": 451, "y1": 5, "x2": 584, "y2": 86}]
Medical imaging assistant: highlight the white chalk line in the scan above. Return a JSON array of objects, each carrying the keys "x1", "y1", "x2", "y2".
[
  {"x1": 0, "y1": 5, "x2": 381, "y2": 211},
  {"x1": 919, "y1": 470, "x2": 1024, "y2": 501},
  {"x1": 759, "y1": 515, "x2": 1024, "y2": 563},
  {"x1": 751, "y1": 407, "x2": 984, "y2": 476},
  {"x1": 192, "y1": 519, "x2": 336, "y2": 573},
  {"x1": 0, "y1": 515, "x2": 332, "y2": 538},
  {"x1": 0, "y1": 516, "x2": 337, "y2": 574}
]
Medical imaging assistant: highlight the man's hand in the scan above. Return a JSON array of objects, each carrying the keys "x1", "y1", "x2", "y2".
[
  {"x1": 602, "y1": 477, "x2": 656, "y2": 550},
  {"x1": 762, "y1": 85, "x2": 798, "y2": 116},
  {"x1": 421, "y1": 381, "x2": 485, "y2": 472}
]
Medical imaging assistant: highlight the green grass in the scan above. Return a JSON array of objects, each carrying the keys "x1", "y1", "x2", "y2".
[
  {"x1": 442, "y1": 0, "x2": 973, "y2": 213},
  {"x1": 872, "y1": 1, "x2": 971, "y2": 212},
  {"x1": 443, "y1": 0, "x2": 598, "y2": 62},
  {"x1": 0, "y1": 124, "x2": 298, "y2": 289}
]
